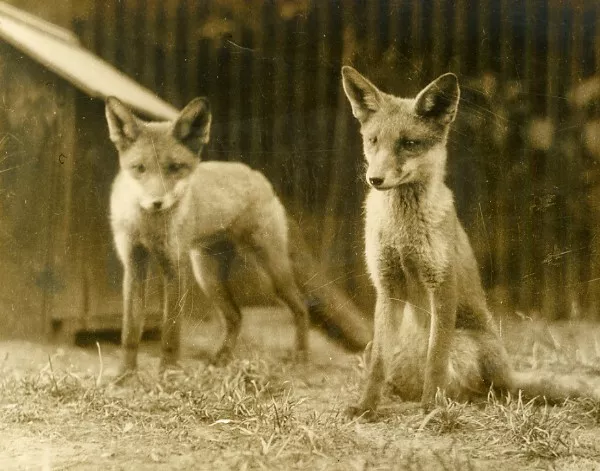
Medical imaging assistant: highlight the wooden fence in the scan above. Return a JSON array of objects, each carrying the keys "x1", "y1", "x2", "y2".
[{"x1": 14, "y1": 0, "x2": 600, "y2": 318}]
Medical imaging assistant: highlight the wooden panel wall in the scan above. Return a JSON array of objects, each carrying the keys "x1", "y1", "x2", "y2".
[{"x1": 5, "y1": 0, "x2": 600, "y2": 318}]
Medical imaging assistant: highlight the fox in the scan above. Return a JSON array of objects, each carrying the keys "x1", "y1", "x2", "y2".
[
  {"x1": 105, "y1": 96, "x2": 310, "y2": 377},
  {"x1": 341, "y1": 66, "x2": 600, "y2": 418}
]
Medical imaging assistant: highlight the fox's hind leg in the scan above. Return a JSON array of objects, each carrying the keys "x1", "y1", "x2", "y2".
[
  {"x1": 189, "y1": 247, "x2": 242, "y2": 364},
  {"x1": 250, "y1": 232, "x2": 310, "y2": 360}
]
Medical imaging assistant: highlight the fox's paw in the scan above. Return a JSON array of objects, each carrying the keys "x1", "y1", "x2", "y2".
[
  {"x1": 159, "y1": 359, "x2": 184, "y2": 379},
  {"x1": 111, "y1": 367, "x2": 137, "y2": 386},
  {"x1": 211, "y1": 348, "x2": 234, "y2": 367},
  {"x1": 420, "y1": 400, "x2": 436, "y2": 414},
  {"x1": 280, "y1": 348, "x2": 308, "y2": 364},
  {"x1": 292, "y1": 349, "x2": 308, "y2": 363},
  {"x1": 344, "y1": 404, "x2": 378, "y2": 422}
]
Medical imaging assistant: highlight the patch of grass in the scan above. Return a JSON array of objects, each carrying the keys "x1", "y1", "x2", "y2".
[
  {"x1": 417, "y1": 391, "x2": 470, "y2": 434},
  {"x1": 483, "y1": 392, "x2": 573, "y2": 459},
  {"x1": 0, "y1": 353, "x2": 349, "y2": 467},
  {"x1": 3, "y1": 322, "x2": 600, "y2": 469},
  {"x1": 413, "y1": 390, "x2": 600, "y2": 461}
]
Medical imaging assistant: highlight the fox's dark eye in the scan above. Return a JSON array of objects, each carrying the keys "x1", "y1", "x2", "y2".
[
  {"x1": 167, "y1": 162, "x2": 188, "y2": 173},
  {"x1": 401, "y1": 138, "x2": 421, "y2": 149},
  {"x1": 132, "y1": 164, "x2": 146, "y2": 174},
  {"x1": 369, "y1": 136, "x2": 378, "y2": 145}
]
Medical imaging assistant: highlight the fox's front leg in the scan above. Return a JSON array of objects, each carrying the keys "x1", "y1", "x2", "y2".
[
  {"x1": 346, "y1": 295, "x2": 399, "y2": 420},
  {"x1": 421, "y1": 270, "x2": 458, "y2": 409},
  {"x1": 157, "y1": 256, "x2": 186, "y2": 371},
  {"x1": 117, "y1": 237, "x2": 149, "y2": 378}
]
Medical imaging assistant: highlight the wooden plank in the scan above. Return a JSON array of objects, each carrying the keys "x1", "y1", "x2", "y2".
[
  {"x1": 249, "y1": 6, "x2": 265, "y2": 168},
  {"x1": 45, "y1": 80, "x2": 78, "y2": 338},
  {"x1": 0, "y1": 1, "x2": 78, "y2": 43},
  {"x1": 71, "y1": 0, "x2": 96, "y2": 48},
  {"x1": 387, "y1": 0, "x2": 401, "y2": 57},
  {"x1": 570, "y1": 1, "x2": 584, "y2": 89},
  {"x1": 143, "y1": 0, "x2": 158, "y2": 91},
  {"x1": 185, "y1": 0, "x2": 201, "y2": 102},
  {"x1": 63, "y1": 312, "x2": 162, "y2": 346},
  {"x1": 320, "y1": 1, "x2": 352, "y2": 265},
  {"x1": 452, "y1": 0, "x2": 467, "y2": 75},
  {"x1": 411, "y1": 0, "x2": 423, "y2": 67},
  {"x1": 491, "y1": 0, "x2": 513, "y2": 307},
  {"x1": 120, "y1": 0, "x2": 139, "y2": 78},
  {"x1": 565, "y1": 1, "x2": 585, "y2": 318},
  {"x1": 314, "y1": 0, "x2": 333, "y2": 212},
  {"x1": 227, "y1": 22, "x2": 243, "y2": 160},
  {"x1": 431, "y1": 0, "x2": 446, "y2": 77},
  {"x1": 477, "y1": 0, "x2": 491, "y2": 72},
  {"x1": 516, "y1": 0, "x2": 536, "y2": 312},
  {"x1": 541, "y1": 0, "x2": 563, "y2": 319},
  {"x1": 596, "y1": 0, "x2": 600, "y2": 75},
  {"x1": 291, "y1": 10, "x2": 309, "y2": 212},
  {"x1": 499, "y1": 0, "x2": 512, "y2": 81},
  {"x1": 269, "y1": 1, "x2": 286, "y2": 189},
  {"x1": 102, "y1": 1, "x2": 118, "y2": 65},
  {"x1": 163, "y1": 0, "x2": 180, "y2": 106}
]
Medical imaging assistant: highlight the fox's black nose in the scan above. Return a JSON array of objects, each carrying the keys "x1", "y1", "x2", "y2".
[
  {"x1": 152, "y1": 200, "x2": 163, "y2": 210},
  {"x1": 368, "y1": 177, "x2": 384, "y2": 187}
]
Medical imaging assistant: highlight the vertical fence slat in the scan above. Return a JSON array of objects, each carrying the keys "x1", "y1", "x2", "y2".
[
  {"x1": 269, "y1": 2, "x2": 286, "y2": 188},
  {"x1": 452, "y1": 0, "x2": 467, "y2": 75},
  {"x1": 570, "y1": 2, "x2": 584, "y2": 89},
  {"x1": 566, "y1": 1, "x2": 585, "y2": 317},
  {"x1": 320, "y1": 1, "x2": 353, "y2": 266},
  {"x1": 596, "y1": 1, "x2": 600, "y2": 75},
  {"x1": 143, "y1": 0, "x2": 158, "y2": 92},
  {"x1": 492, "y1": 0, "x2": 513, "y2": 306},
  {"x1": 126, "y1": 0, "x2": 144, "y2": 81},
  {"x1": 250, "y1": 5, "x2": 265, "y2": 168},
  {"x1": 102, "y1": 1, "x2": 118, "y2": 65},
  {"x1": 292, "y1": 13, "x2": 309, "y2": 214},
  {"x1": 477, "y1": 0, "x2": 491, "y2": 72},
  {"x1": 431, "y1": 0, "x2": 445, "y2": 77},
  {"x1": 314, "y1": 0, "x2": 331, "y2": 214},
  {"x1": 163, "y1": 1, "x2": 179, "y2": 105},
  {"x1": 410, "y1": 0, "x2": 423, "y2": 78},
  {"x1": 227, "y1": 24, "x2": 243, "y2": 160},
  {"x1": 541, "y1": 0, "x2": 564, "y2": 319},
  {"x1": 185, "y1": 1, "x2": 201, "y2": 99},
  {"x1": 516, "y1": 0, "x2": 536, "y2": 311}
]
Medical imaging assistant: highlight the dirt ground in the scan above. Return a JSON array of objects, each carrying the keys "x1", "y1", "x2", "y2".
[{"x1": 2, "y1": 308, "x2": 600, "y2": 470}]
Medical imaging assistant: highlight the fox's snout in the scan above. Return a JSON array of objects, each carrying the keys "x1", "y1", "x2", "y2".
[
  {"x1": 140, "y1": 196, "x2": 170, "y2": 212},
  {"x1": 130, "y1": 176, "x2": 180, "y2": 212},
  {"x1": 365, "y1": 173, "x2": 402, "y2": 190},
  {"x1": 365, "y1": 160, "x2": 411, "y2": 190}
]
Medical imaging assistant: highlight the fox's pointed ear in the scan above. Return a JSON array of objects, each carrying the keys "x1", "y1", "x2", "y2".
[
  {"x1": 414, "y1": 73, "x2": 460, "y2": 124},
  {"x1": 105, "y1": 97, "x2": 140, "y2": 151},
  {"x1": 173, "y1": 97, "x2": 211, "y2": 155},
  {"x1": 342, "y1": 66, "x2": 383, "y2": 122}
]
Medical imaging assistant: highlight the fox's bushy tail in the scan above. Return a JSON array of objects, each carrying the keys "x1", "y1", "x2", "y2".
[
  {"x1": 511, "y1": 370, "x2": 600, "y2": 403},
  {"x1": 287, "y1": 217, "x2": 373, "y2": 352}
]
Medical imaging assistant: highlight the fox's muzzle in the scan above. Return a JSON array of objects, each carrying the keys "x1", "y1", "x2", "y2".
[{"x1": 140, "y1": 195, "x2": 175, "y2": 212}]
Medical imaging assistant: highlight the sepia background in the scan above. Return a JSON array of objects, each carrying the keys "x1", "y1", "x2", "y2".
[
  {"x1": 4, "y1": 1, "x2": 600, "y2": 469},
  {"x1": 2, "y1": 0, "x2": 600, "y2": 341}
]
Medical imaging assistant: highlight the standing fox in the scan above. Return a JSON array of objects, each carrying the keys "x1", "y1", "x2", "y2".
[
  {"x1": 341, "y1": 66, "x2": 600, "y2": 417},
  {"x1": 105, "y1": 96, "x2": 309, "y2": 376}
]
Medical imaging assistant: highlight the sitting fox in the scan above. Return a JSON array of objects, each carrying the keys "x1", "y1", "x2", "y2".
[
  {"x1": 341, "y1": 66, "x2": 600, "y2": 417},
  {"x1": 105, "y1": 97, "x2": 309, "y2": 377}
]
